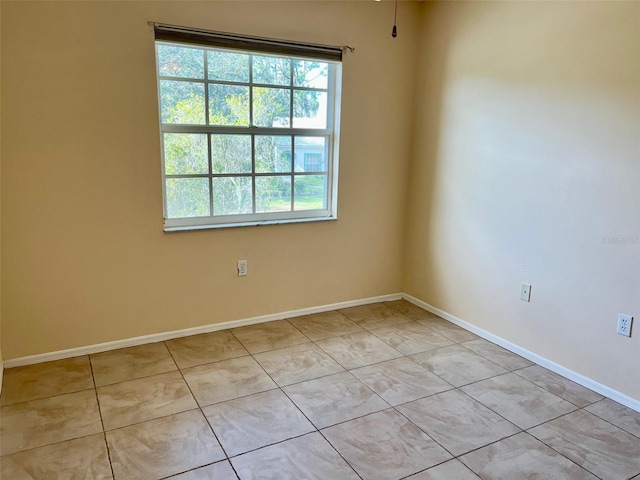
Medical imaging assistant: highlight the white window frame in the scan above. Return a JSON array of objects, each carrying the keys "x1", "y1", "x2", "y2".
[{"x1": 153, "y1": 24, "x2": 343, "y2": 231}]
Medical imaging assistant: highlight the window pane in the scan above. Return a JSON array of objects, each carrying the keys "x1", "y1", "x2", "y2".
[
  {"x1": 294, "y1": 137, "x2": 327, "y2": 172},
  {"x1": 209, "y1": 84, "x2": 250, "y2": 126},
  {"x1": 256, "y1": 176, "x2": 291, "y2": 213},
  {"x1": 294, "y1": 175, "x2": 326, "y2": 211},
  {"x1": 255, "y1": 136, "x2": 292, "y2": 173},
  {"x1": 253, "y1": 55, "x2": 291, "y2": 86},
  {"x1": 213, "y1": 177, "x2": 252, "y2": 215},
  {"x1": 293, "y1": 91, "x2": 327, "y2": 129},
  {"x1": 211, "y1": 135, "x2": 251, "y2": 174},
  {"x1": 253, "y1": 87, "x2": 290, "y2": 128},
  {"x1": 157, "y1": 44, "x2": 204, "y2": 79},
  {"x1": 293, "y1": 60, "x2": 328, "y2": 89},
  {"x1": 160, "y1": 80, "x2": 205, "y2": 125},
  {"x1": 166, "y1": 178, "x2": 210, "y2": 218},
  {"x1": 164, "y1": 133, "x2": 208, "y2": 175},
  {"x1": 207, "y1": 50, "x2": 249, "y2": 82}
]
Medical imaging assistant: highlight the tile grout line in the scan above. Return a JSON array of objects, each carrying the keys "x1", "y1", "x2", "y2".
[
  {"x1": 524, "y1": 414, "x2": 606, "y2": 480},
  {"x1": 227, "y1": 325, "x2": 365, "y2": 480},
  {"x1": 509, "y1": 367, "x2": 605, "y2": 410},
  {"x1": 88, "y1": 356, "x2": 117, "y2": 480},
  {"x1": 344, "y1": 301, "x2": 605, "y2": 477},
  {"x1": 224, "y1": 301, "x2": 599, "y2": 478},
  {"x1": 452, "y1": 385, "x2": 605, "y2": 479},
  {"x1": 0, "y1": 385, "x2": 96, "y2": 410},
  {"x1": 527, "y1": 403, "x2": 640, "y2": 478},
  {"x1": 0, "y1": 369, "x2": 113, "y2": 459},
  {"x1": 390, "y1": 403, "x2": 460, "y2": 461},
  {"x1": 581, "y1": 402, "x2": 640, "y2": 441},
  {"x1": 386, "y1": 289, "x2": 486, "y2": 465},
  {"x1": 258, "y1": 307, "x2": 470, "y2": 476},
  {"x1": 232, "y1": 312, "x2": 441, "y2": 478},
  {"x1": 312, "y1": 306, "x2": 504, "y2": 476},
  {"x1": 162, "y1": 340, "x2": 242, "y2": 480},
  {"x1": 315, "y1": 428, "x2": 365, "y2": 480}
]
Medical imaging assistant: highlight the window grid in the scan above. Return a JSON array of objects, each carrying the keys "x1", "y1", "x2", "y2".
[{"x1": 157, "y1": 41, "x2": 340, "y2": 230}]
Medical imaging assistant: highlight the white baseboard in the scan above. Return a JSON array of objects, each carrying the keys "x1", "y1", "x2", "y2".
[
  {"x1": 4, "y1": 291, "x2": 638, "y2": 414},
  {"x1": 403, "y1": 293, "x2": 640, "y2": 413},
  {"x1": 3, "y1": 293, "x2": 402, "y2": 369}
]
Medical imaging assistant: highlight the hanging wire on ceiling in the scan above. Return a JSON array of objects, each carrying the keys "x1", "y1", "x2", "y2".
[{"x1": 392, "y1": 0, "x2": 398, "y2": 37}]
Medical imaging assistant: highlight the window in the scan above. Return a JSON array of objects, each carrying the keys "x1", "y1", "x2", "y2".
[{"x1": 153, "y1": 24, "x2": 343, "y2": 231}]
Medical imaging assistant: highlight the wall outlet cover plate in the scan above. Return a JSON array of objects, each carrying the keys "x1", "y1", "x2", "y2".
[{"x1": 617, "y1": 314, "x2": 633, "y2": 337}]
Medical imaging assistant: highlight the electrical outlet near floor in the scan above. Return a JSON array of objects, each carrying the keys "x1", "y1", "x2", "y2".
[
  {"x1": 617, "y1": 314, "x2": 633, "y2": 337},
  {"x1": 237, "y1": 259, "x2": 248, "y2": 277},
  {"x1": 520, "y1": 284, "x2": 531, "y2": 302}
]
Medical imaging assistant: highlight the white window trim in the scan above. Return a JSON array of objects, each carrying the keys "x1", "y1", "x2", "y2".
[{"x1": 153, "y1": 25, "x2": 343, "y2": 232}]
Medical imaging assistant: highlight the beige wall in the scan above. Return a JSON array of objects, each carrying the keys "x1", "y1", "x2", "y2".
[
  {"x1": 405, "y1": 1, "x2": 640, "y2": 400},
  {"x1": 1, "y1": 1, "x2": 419, "y2": 359},
  {"x1": 2, "y1": 0, "x2": 638, "y2": 403}
]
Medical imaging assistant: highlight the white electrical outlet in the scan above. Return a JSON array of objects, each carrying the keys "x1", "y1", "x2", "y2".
[
  {"x1": 520, "y1": 284, "x2": 531, "y2": 302},
  {"x1": 617, "y1": 314, "x2": 633, "y2": 337},
  {"x1": 237, "y1": 260, "x2": 248, "y2": 277}
]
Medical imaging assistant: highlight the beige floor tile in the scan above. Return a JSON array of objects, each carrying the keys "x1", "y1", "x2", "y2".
[
  {"x1": 529, "y1": 409, "x2": 640, "y2": 480},
  {"x1": 397, "y1": 389, "x2": 520, "y2": 456},
  {"x1": 165, "y1": 331, "x2": 248, "y2": 369},
  {"x1": 288, "y1": 311, "x2": 363, "y2": 340},
  {"x1": 371, "y1": 322, "x2": 454, "y2": 355},
  {"x1": 253, "y1": 342, "x2": 344, "y2": 386},
  {"x1": 231, "y1": 432, "x2": 360, "y2": 480},
  {"x1": 461, "y1": 372, "x2": 576, "y2": 429},
  {"x1": 0, "y1": 356, "x2": 94, "y2": 406},
  {"x1": 350, "y1": 357, "x2": 452, "y2": 406},
  {"x1": 323, "y1": 409, "x2": 451, "y2": 480},
  {"x1": 411, "y1": 345, "x2": 507, "y2": 387},
  {"x1": 339, "y1": 302, "x2": 400, "y2": 321},
  {"x1": 182, "y1": 356, "x2": 276, "y2": 407},
  {"x1": 586, "y1": 398, "x2": 640, "y2": 437},
  {"x1": 0, "y1": 389, "x2": 103, "y2": 455},
  {"x1": 91, "y1": 343, "x2": 177, "y2": 387},
  {"x1": 231, "y1": 320, "x2": 309, "y2": 354},
  {"x1": 416, "y1": 318, "x2": 479, "y2": 343},
  {"x1": 0, "y1": 433, "x2": 112, "y2": 480},
  {"x1": 106, "y1": 409, "x2": 224, "y2": 480},
  {"x1": 515, "y1": 365, "x2": 604, "y2": 407},
  {"x1": 460, "y1": 432, "x2": 597, "y2": 479},
  {"x1": 406, "y1": 460, "x2": 480, "y2": 479},
  {"x1": 97, "y1": 371, "x2": 197, "y2": 431},
  {"x1": 461, "y1": 339, "x2": 533, "y2": 371},
  {"x1": 384, "y1": 299, "x2": 438, "y2": 321},
  {"x1": 283, "y1": 371, "x2": 388, "y2": 428},
  {"x1": 2, "y1": 309, "x2": 634, "y2": 480},
  {"x1": 339, "y1": 303, "x2": 414, "y2": 330},
  {"x1": 203, "y1": 389, "x2": 314, "y2": 456},
  {"x1": 167, "y1": 461, "x2": 237, "y2": 479},
  {"x1": 315, "y1": 331, "x2": 402, "y2": 369}
]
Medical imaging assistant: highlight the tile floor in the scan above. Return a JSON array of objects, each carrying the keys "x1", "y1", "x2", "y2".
[{"x1": 1, "y1": 300, "x2": 640, "y2": 479}]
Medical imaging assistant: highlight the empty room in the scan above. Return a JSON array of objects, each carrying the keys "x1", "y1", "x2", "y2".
[{"x1": 1, "y1": 0, "x2": 639, "y2": 479}]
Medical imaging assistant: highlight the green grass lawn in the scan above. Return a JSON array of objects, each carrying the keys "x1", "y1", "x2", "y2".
[{"x1": 262, "y1": 196, "x2": 324, "y2": 212}]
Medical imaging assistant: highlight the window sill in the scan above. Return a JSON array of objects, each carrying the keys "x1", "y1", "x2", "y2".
[{"x1": 163, "y1": 215, "x2": 337, "y2": 232}]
